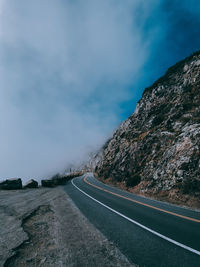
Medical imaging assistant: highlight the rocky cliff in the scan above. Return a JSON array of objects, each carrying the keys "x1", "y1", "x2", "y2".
[{"x1": 95, "y1": 51, "x2": 200, "y2": 207}]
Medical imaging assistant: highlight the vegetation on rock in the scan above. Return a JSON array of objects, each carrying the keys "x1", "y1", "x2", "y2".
[{"x1": 95, "y1": 51, "x2": 200, "y2": 206}]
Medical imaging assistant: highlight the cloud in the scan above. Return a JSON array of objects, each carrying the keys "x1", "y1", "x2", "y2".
[{"x1": 0, "y1": 0, "x2": 199, "y2": 182}]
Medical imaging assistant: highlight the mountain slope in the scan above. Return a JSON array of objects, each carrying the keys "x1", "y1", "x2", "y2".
[{"x1": 95, "y1": 51, "x2": 200, "y2": 207}]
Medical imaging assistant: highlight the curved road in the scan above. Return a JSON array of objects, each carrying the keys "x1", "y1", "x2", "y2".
[{"x1": 63, "y1": 173, "x2": 200, "y2": 267}]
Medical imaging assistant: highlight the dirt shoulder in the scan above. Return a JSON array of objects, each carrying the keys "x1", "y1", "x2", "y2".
[
  {"x1": 97, "y1": 176, "x2": 200, "y2": 210},
  {"x1": 0, "y1": 187, "x2": 135, "y2": 267}
]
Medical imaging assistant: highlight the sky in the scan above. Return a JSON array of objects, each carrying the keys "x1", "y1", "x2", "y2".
[{"x1": 0, "y1": 0, "x2": 200, "y2": 182}]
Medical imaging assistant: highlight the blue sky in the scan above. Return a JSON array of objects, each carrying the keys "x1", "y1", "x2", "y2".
[
  {"x1": 120, "y1": 0, "x2": 200, "y2": 119},
  {"x1": 0, "y1": 0, "x2": 199, "y2": 181}
]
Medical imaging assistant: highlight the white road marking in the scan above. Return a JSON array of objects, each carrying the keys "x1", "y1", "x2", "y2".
[{"x1": 71, "y1": 178, "x2": 200, "y2": 256}]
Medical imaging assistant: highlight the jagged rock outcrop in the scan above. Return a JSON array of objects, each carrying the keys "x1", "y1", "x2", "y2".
[
  {"x1": 95, "y1": 51, "x2": 200, "y2": 205},
  {"x1": 0, "y1": 178, "x2": 22, "y2": 190}
]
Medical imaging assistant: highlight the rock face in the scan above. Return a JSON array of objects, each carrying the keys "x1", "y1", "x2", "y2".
[
  {"x1": 95, "y1": 51, "x2": 200, "y2": 204},
  {"x1": 0, "y1": 178, "x2": 22, "y2": 190},
  {"x1": 24, "y1": 179, "x2": 38, "y2": 189}
]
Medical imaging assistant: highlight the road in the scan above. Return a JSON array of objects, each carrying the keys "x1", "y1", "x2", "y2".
[{"x1": 63, "y1": 173, "x2": 200, "y2": 267}]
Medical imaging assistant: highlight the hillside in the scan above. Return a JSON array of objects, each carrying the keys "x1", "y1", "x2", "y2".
[{"x1": 95, "y1": 51, "x2": 200, "y2": 207}]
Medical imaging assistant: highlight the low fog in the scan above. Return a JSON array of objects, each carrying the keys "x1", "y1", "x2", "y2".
[{"x1": 0, "y1": 0, "x2": 199, "y2": 182}]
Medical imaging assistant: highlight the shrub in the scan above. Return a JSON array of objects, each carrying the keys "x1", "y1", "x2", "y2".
[
  {"x1": 51, "y1": 173, "x2": 61, "y2": 180},
  {"x1": 182, "y1": 177, "x2": 200, "y2": 194},
  {"x1": 126, "y1": 174, "x2": 141, "y2": 187}
]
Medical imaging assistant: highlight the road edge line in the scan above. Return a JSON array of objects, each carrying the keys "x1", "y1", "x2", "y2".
[
  {"x1": 71, "y1": 178, "x2": 200, "y2": 256},
  {"x1": 84, "y1": 176, "x2": 200, "y2": 223}
]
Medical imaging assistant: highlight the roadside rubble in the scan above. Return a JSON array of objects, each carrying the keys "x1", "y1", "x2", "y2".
[{"x1": 0, "y1": 172, "x2": 83, "y2": 190}]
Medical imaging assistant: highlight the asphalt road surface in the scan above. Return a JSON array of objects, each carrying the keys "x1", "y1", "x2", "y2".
[{"x1": 63, "y1": 173, "x2": 200, "y2": 267}]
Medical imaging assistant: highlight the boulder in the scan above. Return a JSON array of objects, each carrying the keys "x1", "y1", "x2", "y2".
[
  {"x1": 0, "y1": 178, "x2": 22, "y2": 190},
  {"x1": 24, "y1": 179, "x2": 38, "y2": 189}
]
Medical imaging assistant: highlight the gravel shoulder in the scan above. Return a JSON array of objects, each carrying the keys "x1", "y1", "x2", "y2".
[{"x1": 0, "y1": 187, "x2": 135, "y2": 266}]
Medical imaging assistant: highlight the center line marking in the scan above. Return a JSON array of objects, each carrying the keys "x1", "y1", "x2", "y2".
[
  {"x1": 84, "y1": 176, "x2": 200, "y2": 223},
  {"x1": 71, "y1": 178, "x2": 200, "y2": 256}
]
